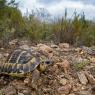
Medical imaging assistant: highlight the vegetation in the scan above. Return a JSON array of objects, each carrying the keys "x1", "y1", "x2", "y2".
[
  {"x1": 0, "y1": 0, "x2": 95, "y2": 47},
  {"x1": 73, "y1": 60, "x2": 90, "y2": 71}
]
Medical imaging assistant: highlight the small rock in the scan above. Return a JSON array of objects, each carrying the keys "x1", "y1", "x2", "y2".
[
  {"x1": 0, "y1": 77, "x2": 6, "y2": 87},
  {"x1": 12, "y1": 80, "x2": 26, "y2": 90},
  {"x1": 58, "y1": 84, "x2": 72, "y2": 94},
  {"x1": 81, "y1": 85, "x2": 87, "y2": 90},
  {"x1": 18, "y1": 40, "x2": 30, "y2": 46},
  {"x1": 57, "y1": 59, "x2": 70, "y2": 74},
  {"x1": 0, "y1": 48, "x2": 4, "y2": 50},
  {"x1": 24, "y1": 77, "x2": 31, "y2": 84},
  {"x1": 89, "y1": 67, "x2": 95, "y2": 77},
  {"x1": 43, "y1": 88, "x2": 51, "y2": 94},
  {"x1": 22, "y1": 89, "x2": 31, "y2": 95},
  {"x1": 69, "y1": 94, "x2": 75, "y2": 95},
  {"x1": 9, "y1": 39, "x2": 18, "y2": 45},
  {"x1": 77, "y1": 71, "x2": 88, "y2": 85},
  {"x1": 75, "y1": 47, "x2": 81, "y2": 52},
  {"x1": 49, "y1": 64, "x2": 59, "y2": 74},
  {"x1": 77, "y1": 91, "x2": 91, "y2": 95},
  {"x1": 89, "y1": 57, "x2": 95, "y2": 63},
  {"x1": 51, "y1": 44, "x2": 58, "y2": 48},
  {"x1": 85, "y1": 72, "x2": 95, "y2": 85},
  {"x1": 3, "y1": 53, "x2": 9, "y2": 57},
  {"x1": 59, "y1": 78, "x2": 67, "y2": 85},
  {"x1": 19, "y1": 45, "x2": 30, "y2": 50},
  {"x1": 62, "y1": 60, "x2": 70, "y2": 73},
  {"x1": 0, "y1": 91, "x2": 3, "y2": 95},
  {"x1": 37, "y1": 44, "x2": 53, "y2": 53},
  {"x1": 59, "y1": 43, "x2": 70, "y2": 48},
  {"x1": 53, "y1": 56, "x2": 62, "y2": 63},
  {"x1": 90, "y1": 85, "x2": 95, "y2": 95},
  {"x1": 0, "y1": 53, "x2": 3, "y2": 58},
  {"x1": 1, "y1": 85, "x2": 17, "y2": 95},
  {"x1": 37, "y1": 44, "x2": 53, "y2": 58},
  {"x1": 74, "y1": 57, "x2": 85, "y2": 63},
  {"x1": 31, "y1": 90, "x2": 37, "y2": 95},
  {"x1": 18, "y1": 92, "x2": 24, "y2": 95}
]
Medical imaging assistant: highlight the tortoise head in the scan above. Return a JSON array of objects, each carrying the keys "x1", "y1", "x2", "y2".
[{"x1": 38, "y1": 54, "x2": 53, "y2": 72}]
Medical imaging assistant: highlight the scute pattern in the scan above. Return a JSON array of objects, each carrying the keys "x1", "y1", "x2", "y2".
[
  {"x1": 8, "y1": 49, "x2": 22, "y2": 63},
  {"x1": 0, "y1": 49, "x2": 42, "y2": 74},
  {"x1": 18, "y1": 51, "x2": 32, "y2": 64}
]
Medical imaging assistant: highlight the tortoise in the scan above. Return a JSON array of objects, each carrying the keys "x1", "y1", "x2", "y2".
[{"x1": 0, "y1": 48, "x2": 53, "y2": 77}]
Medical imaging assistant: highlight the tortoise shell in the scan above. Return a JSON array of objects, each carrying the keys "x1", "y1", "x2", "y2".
[{"x1": 0, "y1": 48, "x2": 51, "y2": 75}]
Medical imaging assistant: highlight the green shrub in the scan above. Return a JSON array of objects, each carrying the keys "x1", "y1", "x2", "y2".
[
  {"x1": 73, "y1": 60, "x2": 90, "y2": 71},
  {"x1": 0, "y1": 1, "x2": 95, "y2": 46}
]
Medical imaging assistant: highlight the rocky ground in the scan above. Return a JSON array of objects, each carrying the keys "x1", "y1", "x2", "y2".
[{"x1": 0, "y1": 40, "x2": 95, "y2": 95}]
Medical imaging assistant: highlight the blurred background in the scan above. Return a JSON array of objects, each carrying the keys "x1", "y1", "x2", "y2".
[{"x1": 0, "y1": 0, "x2": 95, "y2": 48}]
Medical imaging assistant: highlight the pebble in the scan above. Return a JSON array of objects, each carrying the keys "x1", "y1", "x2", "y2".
[
  {"x1": 18, "y1": 92, "x2": 24, "y2": 95},
  {"x1": 56, "y1": 59, "x2": 70, "y2": 74},
  {"x1": 58, "y1": 84, "x2": 72, "y2": 94},
  {"x1": 51, "y1": 44, "x2": 58, "y2": 48},
  {"x1": 24, "y1": 77, "x2": 31, "y2": 84},
  {"x1": 59, "y1": 78, "x2": 67, "y2": 85},
  {"x1": 77, "y1": 71, "x2": 88, "y2": 85},
  {"x1": 22, "y1": 89, "x2": 31, "y2": 95},
  {"x1": 90, "y1": 85, "x2": 95, "y2": 95},
  {"x1": 89, "y1": 57, "x2": 95, "y2": 63},
  {"x1": 59, "y1": 43, "x2": 70, "y2": 48},
  {"x1": 85, "y1": 72, "x2": 95, "y2": 85},
  {"x1": 1, "y1": 85, "x2": 17, "y2": 95},
  {"x1": 69, "y1": 94, "x2": 75, "y2": 95},
  {"x1": 77, "y1": 91, "x2": 91, "y2": 95}
]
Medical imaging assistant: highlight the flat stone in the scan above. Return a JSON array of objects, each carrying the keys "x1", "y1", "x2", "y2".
[
  {"x1": 90, "y1": 85, "x2": 95, "y2": 95},
  {"x1": 89, "y1": 57, "x2": 95, "y2": 63},
  {"x1": 85, "y1": 72, "x2": 95, "y2": 85},
  {"x1": 0, "y1": 53, "x2": 3, "y2": 58},
  {"x1": 56, "y1": 59, "x2": 70, "y2": 74},
  {"x1": 22, "y1": 89, "x2": 31, "y2": 95},
  {"x1": 69, "y1": 94, "x2": 76, "y2": 95},
  {"x1": 77, "y1": 71, "x2": 88, "y2": 85},
  {"x1": 18, "y1": 93, "x2": 24, "y2": 95},
  {"x1": 24, "y1": 77, "x2": 31, "y2": 84},
  {"x1": 19, "y1": 45, "x2": 30, "y2": 50},
  {"x1": 59, "y1": 78, "x2": 67, "y2": 85},
  {"x1": 59, "y1": 43, "x2": 70, "y2": 48},
  {"x1": 1, "y1": 85, "x2": 17, "y2": 95},
  {"x1": 37, "y1": 44, "x2": 53, "y2": 58},
  {"x1": 51, "y1": 44, "x2": 58, "y2": 48},
  {"x1": 77, "y1": 91, "x2": 91, "y2": 95},
  {"x1": 58, "y1": 84, "x2": 72, "y2": 94}
]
